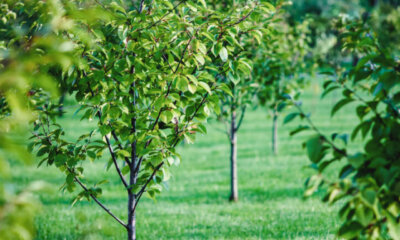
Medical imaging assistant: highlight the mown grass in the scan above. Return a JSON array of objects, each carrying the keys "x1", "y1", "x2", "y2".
[{"x1": 11, "y1": 80, "x2": 361, "y2": 239}]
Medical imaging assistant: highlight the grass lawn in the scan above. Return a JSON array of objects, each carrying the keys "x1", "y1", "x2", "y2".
[{"x1": 11, "y1": 80, "x2": 360, "y2": 239}]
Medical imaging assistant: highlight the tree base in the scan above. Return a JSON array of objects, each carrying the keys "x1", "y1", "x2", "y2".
[{"x1": 229, "y1": 195, "x2": 238, "y2": 202}]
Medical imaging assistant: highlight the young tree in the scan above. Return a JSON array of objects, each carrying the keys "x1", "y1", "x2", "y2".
[
  {"x1": 216, "y1": 77, "x2": 258, "y2": 201},
  {"x1": 253, "y1": 14, "x2": 311, "y2": 155},
  {"x1": 288, "y1": 17, "x2": 400, "y2": 239},
  {"x1": 29, "y1": 0, "x2": 269, "y2": 239},
  {"x1": 213, "y1": 1, "x2": 276, "y2": 202}
]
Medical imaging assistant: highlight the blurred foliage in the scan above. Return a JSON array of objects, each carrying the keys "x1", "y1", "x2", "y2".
[
  {"x1": 0, "y1": 0, "x2": 79, "y2": 239},
  {"x1": 288, "y1": 15, "x2": 400, "y2": 239},
  {"x1": 254, "y1": 11, "x2": 311, "y2": 111}
]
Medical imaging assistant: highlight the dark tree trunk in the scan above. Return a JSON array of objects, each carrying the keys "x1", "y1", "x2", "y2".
[
  {"x1": 229, "y1": 109, "x2": 238, "y2": 202},
  {"x1": 127, "y1": 193, "x2": 136, "y2": 240},
  {"x1": 128, "y1": 79, "x2": 137, "y2": 240},
  {"x1": 272, "y1": 107, "x2": 278, "y2": 155}
]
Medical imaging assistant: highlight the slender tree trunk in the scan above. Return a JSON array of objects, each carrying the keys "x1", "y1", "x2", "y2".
[
  {"x1": 272, "y1": 107, "x2": 278, "y2": 155},
  {"x1": 229, "y1": 109, "x2": 238, "y2": 202},
  {"x1": 127, "y1": 193, "x2": 136, "y2": 240},
  {"x1": 128, "y1": 78, "x2": 137, "y2": 240}
]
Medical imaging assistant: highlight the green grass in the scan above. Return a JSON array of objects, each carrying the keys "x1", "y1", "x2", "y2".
[{"x1": 12, "y1": 81, "x2": 361, "y2": 239}]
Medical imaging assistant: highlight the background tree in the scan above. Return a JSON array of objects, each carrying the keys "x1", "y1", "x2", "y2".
[
  {"x1": 214, "y1": 1, "x2": 276, "y2": 202},
  {"x1": 216, "y1": 76, "x2": 259, "y2": 202},
  {"x1": 287, "y1": 16, "x2": 400, "y2": 239},
  {"x1": 253, "y1": 12, "x2": 311, "y2": 155},
  {"x1": 29, "y1": 0, "x2": 270, "y2": 239}
]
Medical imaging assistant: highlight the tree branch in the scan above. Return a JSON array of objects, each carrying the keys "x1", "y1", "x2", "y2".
[
  {"x1": 338, "y1": 81, "x2": 386, "y2": 127},
  {"x1": 69, "y1": 168, "x2": 127, "y2": 229},
  {"x1": 139, "y1": 0, "x2": 186, "y2": 31},
  {"x1": 171, "y1": 92, "x2": 209, "y2": 148},
  {"x1": 131, "y1": 92, "x2": 210, "y2": 214},
  {"x1": 290, "y1": 98, "x2": 347, "y2": 157},
  {"x1": 130, "y1": 161, "x2": 164, "y2": 214},
  {"x1": 138, "y1": 0, "x2": 145, "y2": 13},
  {"x1": 35, "y1": 115, "x2": 127, "y2": 226},
  {"x1": 227, "y1": 4, "x2": 258, "y2": 27},
  {"x1": 104, "y1": 134, "x2": 130, "y2": 190},
  {"x1": 235, "y1": 106, "x2": 246, "y2": 131},
  {"x1": 110, "y1": 130, "x2": 131, "y2": 166},
  {"x1": 173, "y1": 30, "x2": 198, "y2": 74}
]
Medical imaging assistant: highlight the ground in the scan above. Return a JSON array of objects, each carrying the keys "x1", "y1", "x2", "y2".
[{"x1": 12, "y1": 80, "x2": 360, "y2": 239}]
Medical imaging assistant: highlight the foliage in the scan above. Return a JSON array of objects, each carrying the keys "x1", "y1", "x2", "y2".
[
  {"x1": 0, "y1": 1, "x2": 78, "y2": 239},
  {"x1": 211, "y1": 0, "x2": 276, "y2": 201},
  {"x1": 287, "y1": 17, "x2": 400, "y2": 239},
  {"x1": 251, "y1": 6, "x2": 311, "y2": 154},
  {"x1": 215, "y1": 1, "x2": 276, "y2": 145},
  {"x1": 28, "y1": 0, "x2": 274, "y2": 238},
  {"x1": 254, "y1": 14, "x2": 310, "y2": 111}
]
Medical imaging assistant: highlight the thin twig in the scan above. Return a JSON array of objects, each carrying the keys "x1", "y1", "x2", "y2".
[
  {"x1": 104, "y1": 134, "x2": 130, "y2": 190},
  {"x1": 291, "y1": 98, "x2": 347, "y2": 157},
  {"x1": 227, "y1": 3, "x2": 258, "y2": 27},
  {"x1": 136, "y1": 0, "x2": 186, "y2": 31},
  {"x1": 138, "y1": 0, "x2": 145, "y2": 13},
  {"x1": 69, "y1": 168, "x2": 127, "y2": 229},
  {"x1": 235, "y1": 106, "x2": 246, "y2": 131}
]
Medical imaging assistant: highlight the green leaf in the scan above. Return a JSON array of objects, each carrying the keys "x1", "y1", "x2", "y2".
[
  {"x1": 187, "y1": 75, "x2": 198, "y2": 85},
  {"x1": 99, "y1": 125, "x2": 111, "y2": 136},
  {"x1": 176, "y1": 76, "x2": 189, "y2": 91},
  {"x1": 283, "y1": 112, "x2": 299, "y2": 124},
  {"x1": 331, "y1": 98, "x2": 354, "y2": 117},
  {"x1": 321, "y1": 86, "x2": 339, "y2": 98},
  {"x1": 306, "y1": 135, "x2": 324, "y2": 163},
  {"x1": 184, "y1": 133, "x2": 195, "y2": 144},
  {"x1": 195, "y1": 54, "x2": 205, "y2": 65},
  {"x1": 355, "y1": 204, "x2": 374, "y2": 227},
  {"x1": 87, "y1": 151, "x2": 96, "y2": 159},
  {"x1": 348, "y1": 152, "x2": 365, "y2": 169},
  {"x1": 188, "y1": 84, "x2": 197, "y2": 94},
  {"x1": 338, "y1": 221, "x2": 363, "y2": 239},
  {"x1": 198, "y1": 82, "x2": 211, "y2": 94},
  {"x1": 386, "y1": 209, "x2": 400, "y2": 240},
  {"x1": 219, "y1": 47, "x2": 228, "y2": 62},
  {"x1": 198, "y1": 0, "x2": 207, "y2": 8},
  {"x1": 289, "y1": 125, "x2": 310, "y2": 136},
  {"x1": 262, "y1": 2, "x2": 276, "y2": 11},
  {"x1": 219, "y1": 83, "x2": 233, "y2": 97},
  {"x1": 121, "y1": 165, "x2": 130, "y2": 175},
  {"x1": 118, "y1": 150, "x2": 131, "y2": 158}
]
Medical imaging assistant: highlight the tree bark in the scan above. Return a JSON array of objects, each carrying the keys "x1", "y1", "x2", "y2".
[
  {"x1": 127, "y1": 193, "x2": 136, "y2": 240},
  {"x1": 128, "y1": 78, "x2": 137, "y2": 240},
  {"x1": 229, "y1": 109, "x2": 238, "y2": 202},
  {"x1": 272, "y1": 107, "x2": 278, "y2": 155}
]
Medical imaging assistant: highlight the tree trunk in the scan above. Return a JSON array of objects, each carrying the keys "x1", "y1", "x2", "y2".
[
  {"x1": 128, "y1": 79, "x2": 137, "y2": 240},
  {"x1": 229, "y1": 110, "x2": 238, "y2": 202},
  {"x1": 272, "y1": 108, "x2": 278, "y2": 155},
  {"x1": 127, "y1": 193, "x2": 136, "y2": 240},
  {"x1": 127, "y1": 148, "x2": 137, "y2": 240}
]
